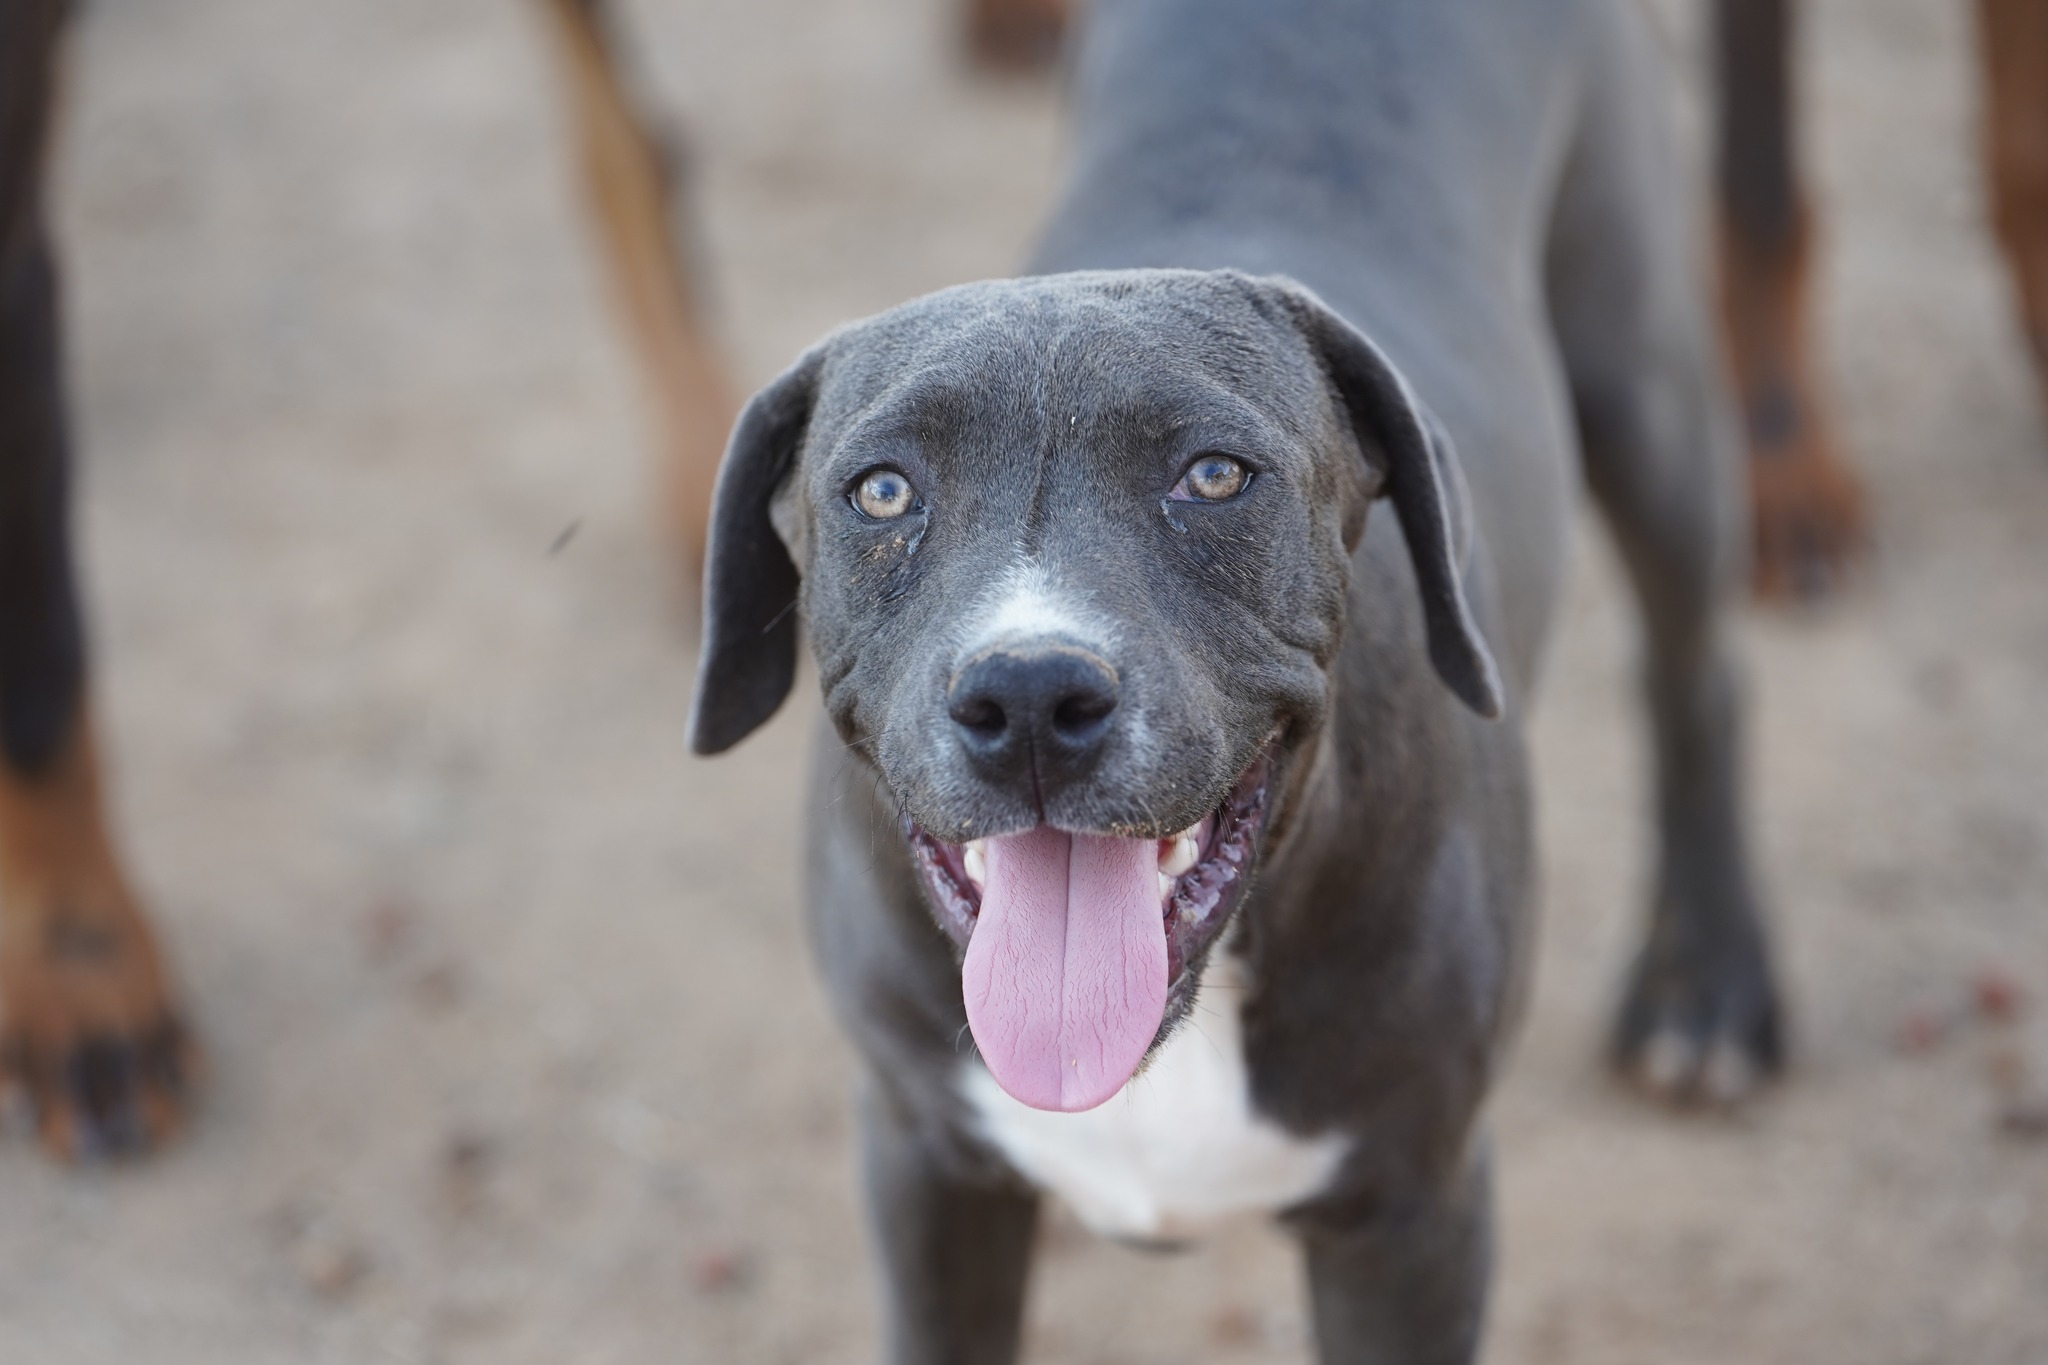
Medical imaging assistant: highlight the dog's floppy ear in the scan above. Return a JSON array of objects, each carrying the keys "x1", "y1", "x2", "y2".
[
  {"x1": 1275, "y1": 283, "x2": 1505, "y2": 719},
  {"x1": 688, "y1": 347, "x2": 826, "y2": 755}
]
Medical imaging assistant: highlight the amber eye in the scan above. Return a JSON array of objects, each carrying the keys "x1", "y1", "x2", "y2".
[
  {"x1": 1175, "y1": 454, "x2": 1250, "y2": 502},
  {"x1": 852, "y1": 468, "x2": 918, "y2": 520}
]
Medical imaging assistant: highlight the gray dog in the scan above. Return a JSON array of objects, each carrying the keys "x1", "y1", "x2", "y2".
[{"x1": 689, "y1": 0, "x2": 1782, "y2": 1358}]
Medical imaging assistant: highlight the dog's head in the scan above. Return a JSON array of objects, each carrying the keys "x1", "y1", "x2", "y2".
[{"x1": 689, "y1": 269, "x2": 1499, "y2": 1112}]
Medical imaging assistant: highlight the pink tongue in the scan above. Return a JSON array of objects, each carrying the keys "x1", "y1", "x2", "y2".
[{"x1": 960, "y1": 826, "x2": 1169, "y2": 1112}]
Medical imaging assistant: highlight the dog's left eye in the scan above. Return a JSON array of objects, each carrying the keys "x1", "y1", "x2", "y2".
[
  {"x1": 1171, "y1": 454, "x2": 1251, "y2": 502},
  {"x1": 852, "y1": 468, "x2": 919, "y2": 520}
]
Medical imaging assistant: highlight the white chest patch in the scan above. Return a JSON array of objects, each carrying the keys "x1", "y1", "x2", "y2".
[{"x1": 960, "y1": 957, "x2": 1351, "y2": 1241}]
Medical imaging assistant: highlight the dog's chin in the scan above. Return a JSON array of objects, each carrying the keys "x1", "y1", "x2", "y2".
[{"x1": 902, "y1": 750, "x2": 1273, "y2": 1007}]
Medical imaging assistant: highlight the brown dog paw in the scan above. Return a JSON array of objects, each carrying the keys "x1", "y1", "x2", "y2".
[
  {"x1": 0, "y1": 897, "x2": 197, "y2": 1161},
  {"x1": 1746, "y1": 388, "x2": 1868, "y2": 603},
  {"x1": 1611, "y1": 916, "x2": 1783, "y2": 1109},
  {"x1": 1, "y1": 720, "x2": 198, "y2": 1161},
  {"x1": 963, "y1": 0, "x2": 1073, "y2": 74},
  {"x1": 1716, "y1": 204, "x2": 1870, "y2": 602}
]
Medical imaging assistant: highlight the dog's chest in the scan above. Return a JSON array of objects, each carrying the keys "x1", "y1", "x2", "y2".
[{"x1": 960, "y1": 958, "x2": 1350, "y2": 1241}]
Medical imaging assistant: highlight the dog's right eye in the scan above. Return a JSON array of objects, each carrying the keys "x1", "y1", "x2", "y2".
[
  {"x1": 851, "y1": 468, "x2": 919, "y2": 520},
  {"x1": 1172, "y1": 453, "x2": 1251, "y2": 502}
]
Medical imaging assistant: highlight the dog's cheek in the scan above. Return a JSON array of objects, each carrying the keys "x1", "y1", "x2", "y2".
[
  {"x1": 1263, "y1": 495, "x2": 1353, "y2": 673},
  {"x1": 1201, "y1": 575, "x2": 1339, "y2": 749},
  {"x1": 1159, "y1": 508, "x2": 1285, "y2": 614},
  {"x1": 813, "y1": 512, "x2": 930, "y2": 649},
  {"x1": 1139, "y1": 502, "x2": 1336, "y2": 750},
  {"x1": 810, "y1": 614, "x2": 864, "y2": 744},
  {"x1": 820, "y1": 638, "x2": 922, "y2": 764},
  {"x1": 842, "y1": 512, "x2": 933, "y2": 609},
  {"x1": 1178, "y1": 492, "x2": 1347, "y2": 676},
  {"x1": 821, "y1": 565, "x2": 956, "y2": 779},
  {"x1": 1214, "y1": 606, "x2": 1329, "y2": 726}
]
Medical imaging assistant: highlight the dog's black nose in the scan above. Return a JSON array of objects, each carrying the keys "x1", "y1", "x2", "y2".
[{"x1": 948, "y1": 645, "x2": 1120, "y2": 789}]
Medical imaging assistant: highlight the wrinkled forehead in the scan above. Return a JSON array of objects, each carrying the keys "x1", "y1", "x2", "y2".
[{"x1": 804, "y1": 274, "x2": 1329, "y2": 455}]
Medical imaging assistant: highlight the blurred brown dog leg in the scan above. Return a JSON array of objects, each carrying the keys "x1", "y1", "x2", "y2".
[
  {"x1": 0, "y1": 721, "x2": 193, "y2": 1159},
  {"x1": 1978, "y1": 0, "x2": 2048, "y2": 411},
  {"x1": 0, "y1": 0, "x2": 194, "y2": 1162},
  {"x1": 536, "y1": 0, "x2": 735, "y2": 586},
  {"x1": 964, "y1": 0, "x2": 1073, "y2": 73},
  {"x1": 1714, "y1": 0, "x2": 1866, "y2": 601}
]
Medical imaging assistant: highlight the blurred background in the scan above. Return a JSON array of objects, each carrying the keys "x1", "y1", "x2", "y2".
[{"x1": 0, "y1": 0, "x2": 2044, "y2": 1360}]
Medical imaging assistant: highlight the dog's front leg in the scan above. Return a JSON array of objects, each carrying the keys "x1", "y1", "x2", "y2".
[
  {"x1": 1297, "y1": 1149, "x2": 1493, "y2": 1365},
  {"x1": 0, "y1": 0, "x2": 194, "y2": 1160},
  {"x1": 858, "y1": 1084, "x2": 1039, "y2": 1365}
]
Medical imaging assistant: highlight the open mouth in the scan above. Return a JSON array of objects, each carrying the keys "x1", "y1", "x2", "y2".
[{"x1": 903, "y1": 753, "x2": 1272, "y2": 1112}]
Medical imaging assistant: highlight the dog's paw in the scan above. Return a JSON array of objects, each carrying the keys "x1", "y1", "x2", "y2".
[
  {"x1": 0, "y1": 899, "x2": 197, "y2": 1162},
  {"x1": 1747, "y1": 406, "x2": 1867, "y2": 604},
  {"x1": 1611, "y1": 917, "x2": 1783, "y2": 1109}
]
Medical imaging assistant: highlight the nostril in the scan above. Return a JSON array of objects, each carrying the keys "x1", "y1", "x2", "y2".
[
  {"x1": 950, "y1": 693, "x2": 1008, "y2": 739},
  {"x1": 1051, "y1": 690, "x2": 1116, "y2": 738}
]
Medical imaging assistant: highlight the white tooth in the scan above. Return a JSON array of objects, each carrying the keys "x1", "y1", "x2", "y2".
[
  {"x1": 963, "y1": 840, "x2": 986, "y2": 887},
  {"x1": 1160, "y1": 831, "x2": 1201, "y2": 878},
  {"x1": 1158, "y1": 871, "x2": 1175, "y2": 902}
]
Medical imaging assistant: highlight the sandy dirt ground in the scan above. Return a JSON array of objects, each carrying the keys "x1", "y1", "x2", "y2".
[{"x1": 1, "y1": 0, "x2": 2044, "y2": 1361}]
